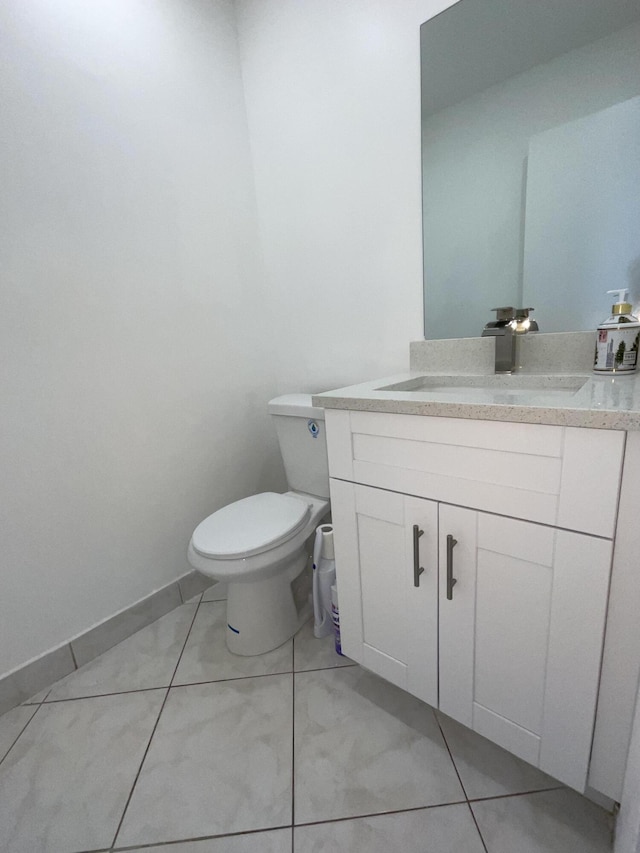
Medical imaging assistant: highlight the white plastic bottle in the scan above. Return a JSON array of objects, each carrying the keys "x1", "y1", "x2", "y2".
[
  {"x1": 594, "y1": 289, "x2": 640, "y2": 374},
  {"x1": 312, "y1": 525, "x2": 336, "y2": 638}
]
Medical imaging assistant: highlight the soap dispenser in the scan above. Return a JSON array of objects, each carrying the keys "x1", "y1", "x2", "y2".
[{"x1": 594, "y1": 289, "x2": 640, "y2": 374}]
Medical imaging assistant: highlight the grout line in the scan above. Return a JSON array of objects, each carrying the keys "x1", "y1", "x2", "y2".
[
  {"x1": 69, "y1": 848, "x2": 111, "y2": 853},
  {"x1": 291, "y1": 668, "x2": 296, "y2": 849},
  {"x1": 108, "y1": 688, "x2": 169, "y2": 850},
  {"x1": 466, "y1": 802, "x2": 490, "y2": 853},
  {"x1": 468, "y1": 785, "x2": 565, "y2": 804},
  {"x1": 37, "y1": 665, "x2": 325, "y2": 707},
  {"x1": 39, "y1": 686, "x2": 171, "y2": 705},
  {"x1": 434, "y1": 715, "x2": 489, "y2": 853},
  {"x1": 39, "y1": 604, "x2": 345, "y2": 705},
  {"x1": 109, "y1": 786, "x2": 569, "y2": 852},
  {"x1": 295, "y1": 662, "x2": 357, "y2": 674},
  {"x1": 434, "y1": 714, "x2": 470, "y2": 800},
  {"x1": 291, "y1": 630, "x2": 296, "y2": 851},
  {"x1": 173, "y1": 592, "x2": 200, "y2": 687},
  {"x1": 66, "y1": 846, "x2": 111, "y2": 853},
  {"x1": 109, "y1": 598, "x2": 203, "y2": 849},
  {"x1": 433, "y1": 718, "x2": 566, "y2": 850},
  {"x1": 111, "y1": 823, "x2": 292, "y2": 851},
  {"x1": 106, "y1": 784, "x2": 576, "y2": 853},
  {"x1": 171, "y1": 670, "x2": 294, "y2": 689},
  {"x1": 293, "y1": 800, "x2": 468, "y2": 830},
  {"x1": 0, "y1": 701, "x2": 43, "y2": 769}
]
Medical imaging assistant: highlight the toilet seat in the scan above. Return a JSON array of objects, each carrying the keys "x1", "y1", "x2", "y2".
[{"x1": 191, "y1": 492, "x2": 311, "y2": 560}]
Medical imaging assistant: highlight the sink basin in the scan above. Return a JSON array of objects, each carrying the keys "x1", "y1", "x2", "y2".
[{"x1": 376, "y1": 374, "x2": 589, "y2": 404}]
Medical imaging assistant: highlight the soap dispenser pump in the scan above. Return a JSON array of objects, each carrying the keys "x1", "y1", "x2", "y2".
[{"x1": 594, "y1": 289, "x2": 640, "y2": 374}]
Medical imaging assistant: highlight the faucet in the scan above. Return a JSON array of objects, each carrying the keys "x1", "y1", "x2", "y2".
[{"x1": 481, "y1": 307, "x2": 538, "y2": 373}]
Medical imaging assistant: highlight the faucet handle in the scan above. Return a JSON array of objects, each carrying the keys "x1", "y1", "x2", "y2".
[
  {"x1": 484, "y1": 306, "x2": 539, "y2": 336},
  {"x1": 490, "y1": 306, "x2": 516, "y2": 323},
  {"x1": 513, "y1": 307, "x2": 539, "y2": 333}
]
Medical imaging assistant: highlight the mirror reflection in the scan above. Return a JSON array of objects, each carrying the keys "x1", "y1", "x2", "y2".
[{"x1": 421, "y1": 0, "x2": 640, "y2": 340}]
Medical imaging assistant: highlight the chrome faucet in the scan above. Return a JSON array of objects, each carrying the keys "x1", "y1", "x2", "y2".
[{"x1": 481, "y1": 307, "x2": 538, "y2": 374}]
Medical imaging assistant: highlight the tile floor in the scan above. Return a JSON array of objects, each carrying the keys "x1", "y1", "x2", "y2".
[{"x1": 0, "y1": 590, "x2": 614, "y2": 853}]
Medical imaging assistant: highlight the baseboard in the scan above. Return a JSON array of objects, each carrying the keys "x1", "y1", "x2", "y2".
[{"x1": 0, "y1": 570, "x2": 213, "y2": 716}]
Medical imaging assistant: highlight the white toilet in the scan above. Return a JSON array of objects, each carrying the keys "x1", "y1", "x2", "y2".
[{"x1": 187, "y1": 395, "x2": 330, "y2": 656}]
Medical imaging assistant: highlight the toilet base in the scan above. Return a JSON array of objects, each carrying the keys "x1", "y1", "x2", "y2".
[{"x1": 225, "y1": 550, "x2": 310, "y2": 655}]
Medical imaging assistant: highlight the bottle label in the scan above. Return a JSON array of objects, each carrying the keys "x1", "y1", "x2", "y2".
[
  {"x1": 594, "y1": 327, "x2": 639, "y2": 372},
  {"x1": 331, "y1": 603, "x2": 343, "y2": 656}
]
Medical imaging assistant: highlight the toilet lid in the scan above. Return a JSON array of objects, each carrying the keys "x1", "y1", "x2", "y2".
[{"x1": 191, "y1": 492, "x2": 311, "y2": 559}]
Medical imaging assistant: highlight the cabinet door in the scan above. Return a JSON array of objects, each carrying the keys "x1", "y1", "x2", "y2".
[
  {"x1": 439, "y1": 506, "x2": 612, "y2": 792},
  {"x1": 330, "y1": 479, "x2": 438, "y2": 706}
]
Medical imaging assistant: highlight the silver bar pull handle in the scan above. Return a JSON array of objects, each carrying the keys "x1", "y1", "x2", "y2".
[
  {"x1": 446, "y1": 534, "x2": 458, "y2": 600},
  {"x1": 413, "y1": 525, "x2": 424, "y2": 587}
]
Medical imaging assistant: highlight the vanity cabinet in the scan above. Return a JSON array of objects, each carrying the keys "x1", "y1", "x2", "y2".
[
  {"x1": 329, "y1": 482, "x2": 439, "y2": 706},
  {"x1": 438, "y1": 505, "x2": 611, "y2": 791},
  {"x1": 326, "y1": 408, "x2": 624, "y2": 793}
]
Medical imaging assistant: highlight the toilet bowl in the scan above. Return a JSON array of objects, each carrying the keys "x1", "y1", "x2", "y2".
[{"x1": 187, "y1": 395, "x2": 331, "y2": 656}]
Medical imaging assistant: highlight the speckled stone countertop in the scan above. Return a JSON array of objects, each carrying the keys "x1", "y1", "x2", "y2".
[
  {"x1": 312, "y1": 372, "x2": 640, "y2": 430},
  {"x1": 312, "y1": 334, "x2": 640, "y2": 430}
]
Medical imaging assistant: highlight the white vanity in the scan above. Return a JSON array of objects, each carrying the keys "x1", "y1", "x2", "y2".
[{"x1": 313, "y1": 335, "x2": 640, "y2": 804}]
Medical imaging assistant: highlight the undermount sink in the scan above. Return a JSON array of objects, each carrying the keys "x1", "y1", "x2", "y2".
[{"x1": 377, "y1": 374, "x2": 589, "y2": 403}]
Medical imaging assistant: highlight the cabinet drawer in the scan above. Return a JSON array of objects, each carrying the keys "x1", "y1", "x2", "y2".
[{"x1": 326, "y1": 409, "x2": 624, "y2": 538}]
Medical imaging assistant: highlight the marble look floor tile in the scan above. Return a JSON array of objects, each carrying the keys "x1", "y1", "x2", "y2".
[
  {"x1": 293, "y1": 619, "x2": 354, "y2": 672},
  {"x1": 120, "y1": 828, "x2": 292, "y2": 852},
  {"x1": 202, "y1": 582, "x2": 228, "y2": 601},
  {"x1": 471, "y1": 788, "x2": 613, "y2": 853},
  {"x1": 0, "y1": 690, "x2": 165, "y2": 853},
  {"x1": 172, "y1": 602, "x2": 292, "y2": 685},
  {"x1": 294, "y1": 668, "x2": 464, "y2": 824},
  {"x1": 0, "y1": 704, "x2": 39, "y2": 763},
  {"x1": 116, "y1": 676, "x2": 293, "y2": 847},
  {"x1": 436, "y1": 712, "x2": 559, "y2": 799},
  {"x1": 47, "y1": 602, "x2": 198, "y2": 700},
  {"x1": 294, "y1": 803, "x2": 485, "y2": 852}
]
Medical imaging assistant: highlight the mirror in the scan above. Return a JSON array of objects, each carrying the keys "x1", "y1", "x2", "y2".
[{"x1": 421, "y1": 0, "x2": 640, "y2": 340}]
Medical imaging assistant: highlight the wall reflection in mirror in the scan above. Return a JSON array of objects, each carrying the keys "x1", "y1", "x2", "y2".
[{"x1": 421, "y1": 0, "x2": 640, "y2": 340}]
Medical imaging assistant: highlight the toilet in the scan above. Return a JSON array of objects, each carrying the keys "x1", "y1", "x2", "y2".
[{"x1": 187, "y1": 395, "x2": 330, "y2": 656}]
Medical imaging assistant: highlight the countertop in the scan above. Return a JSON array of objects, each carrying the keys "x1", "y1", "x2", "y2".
[{"x1": 312, "y1": 371, "x2": 640, "y2": 431}]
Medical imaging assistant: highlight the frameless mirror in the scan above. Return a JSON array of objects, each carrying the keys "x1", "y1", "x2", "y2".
[{"x1": 421, "y1": 0, "x2": 640, "y2": 340}]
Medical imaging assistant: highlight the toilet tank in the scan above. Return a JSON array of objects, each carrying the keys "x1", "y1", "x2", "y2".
[{"x1": 268, "y1": 395, "x2": 330, "y2": 499}]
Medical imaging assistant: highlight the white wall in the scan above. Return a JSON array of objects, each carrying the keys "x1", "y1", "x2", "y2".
[
  {"x1": 0, "y1": 0, "x2": 459, "y2": 680},
  {"x1": 236, "y1": 0, "x2": 455, "y2": 393},
  {"x1": 0, "y1": 0, "x2": 281, "y2": 677}
]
